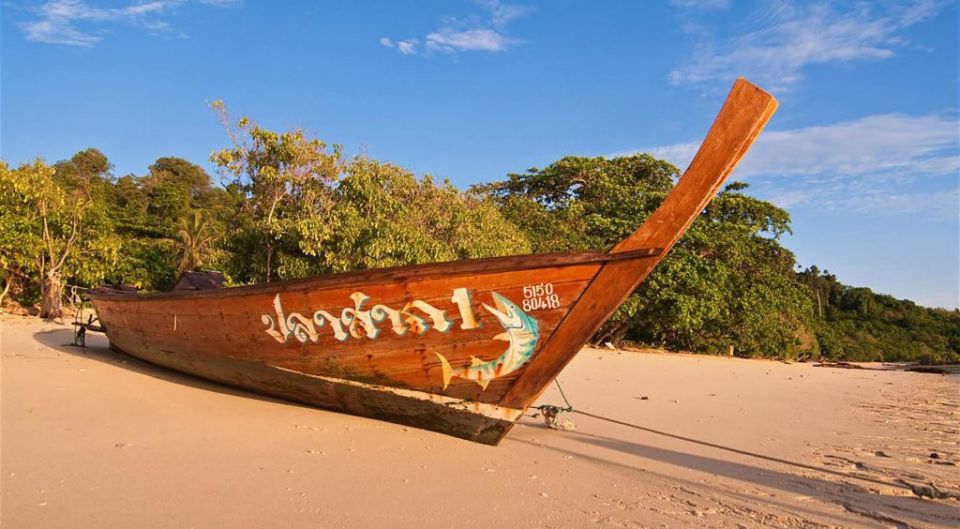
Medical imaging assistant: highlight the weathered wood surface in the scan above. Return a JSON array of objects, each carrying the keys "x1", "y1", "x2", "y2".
[
  {"x1": 93, "y1": 251, "x2": 642, "y2": 444},
  {"x1": 95, "y1": 260, "x2": 607, "y2": 404},
  {"x1": 94, "y1": 248, "x2": 660, "y2": 301},
  {"x1": 91, "y1": 78, "x2": 777, "y2": 444},
  {"x1": 106, "y1": 342, "x2": 520, "y2": 444}
]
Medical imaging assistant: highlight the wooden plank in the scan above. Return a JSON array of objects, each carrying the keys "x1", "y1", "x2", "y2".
[
  {"x1": 500, "y1": 78, "x2": 778, "y2": 410},
  {"x1": 115, "y1": 262, "x2": 600, "y2": 311},
  {"x1": 91, "y1": 248, "x2": 658, "y2": 302}
]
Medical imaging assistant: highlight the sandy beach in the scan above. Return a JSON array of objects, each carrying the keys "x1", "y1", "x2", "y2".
[{"x1": 2, "y1": 315, "x2": 957, "y2": 529}]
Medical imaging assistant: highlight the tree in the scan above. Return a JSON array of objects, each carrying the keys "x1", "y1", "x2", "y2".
[
  {"x1": 34, "y1": 160, "x2": 84, "y2": 318},
  {"x1": 143, "y1": 157, "x2": 216, "y2": 234},
  {"x1": 796, "y1": 266, "x2": 959, "y2": 363},
  {"x1": 317, "y1": 157, "x2": 530, "y2": 273},
  {"x1": 2, "y1": 136, "x2": 953, "y2": 362},
  {"x1": 210, "y1": 105, "x2": 529, "y2": 284},
  {"x1": 0, "y1": 162, "x2": 42, "y2": 309},
  {"x1": 5, "y1": 161, "x2": 80, "y2": 318},
  {"x1": 211, "y1": 101, "x2": 345, "y2": 282},
  {"x1": 480, "y1": 154, "x2": 817, "y2": 358},
  {"x1": 475, "y1": 154, "x2": 676, "y2": 253},
  {"x1": 51, "y1": 149, "x2": 123, "y2": 292},
  {"x1": 0, "y1": 156, "x2": 120, "y2": 319},
  {"x1": 176, "y1": 211, "x2": 215, "y2": 273}
]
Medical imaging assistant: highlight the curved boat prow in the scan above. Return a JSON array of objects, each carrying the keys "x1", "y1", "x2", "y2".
[
  {"x1": 501, "y1": 78, "x2": 778, "y2": 410},
  {"x1": 614, "y1": 78, "x2": 778, "y2": 255}
]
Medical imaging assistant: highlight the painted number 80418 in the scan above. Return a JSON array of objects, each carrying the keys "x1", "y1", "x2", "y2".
[{"x1": 522, "y1": 283, "x2": 560, "y2": 311}]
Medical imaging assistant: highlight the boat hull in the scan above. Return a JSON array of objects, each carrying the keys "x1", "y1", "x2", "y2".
[
  {"x1": 108, "y1": 341, "x2": 520, "y2": 444},
  {"x1": 89, "y1": 78, "x2": 778, "y2": 444},
  {"x1": 91, "y1": 251, "x2": 655, "y2": 443}
]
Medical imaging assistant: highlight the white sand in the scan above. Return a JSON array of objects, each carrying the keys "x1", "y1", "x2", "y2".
[{"x1": 2, "y1": 315, "x2": 957, "y2": 528}]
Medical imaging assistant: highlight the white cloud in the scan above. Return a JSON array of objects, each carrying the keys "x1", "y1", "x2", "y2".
[
  {"x1": 380, "y1": 37, "x2": 418, "y2": 54},
  {"x1": 426, "y1": 28, "x2": 510, "y2": 53},
  {"x1": 669, "y1": 0, "x2": 730, "y2": 10},
  {"x1": 621, "y1": 113, "x2": 960, "y2": 217},
  {"x1": 22, "y1": 17, "x2": 101, "y2": 46},
  {"x1": 20, "y1": 0, "x2": 238, "y2": 46},
  {"x1": 644, "y1": 114, "x2": 960, "y2": 179},
  {"x1": 669, "y1": 1, "x2": 944, "y2": 90},
  {"x1": 396, "y1": 39, "x2": 418, "y2": 55},
  {"x1": 481, "y1": 0, "x2": 533, "y2": 29},
  {"x1": 382, "y1": 0, "x2": 530, "y2": 56}
]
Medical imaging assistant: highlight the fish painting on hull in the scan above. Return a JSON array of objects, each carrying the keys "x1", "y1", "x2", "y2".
[{"x1": 436, "y1": 292, "x2": 539, "y2": 390}]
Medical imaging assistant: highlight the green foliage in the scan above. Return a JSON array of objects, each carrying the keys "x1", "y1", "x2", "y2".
[
  {"x1": 102, "y1": 156, "x2": 232, "y2": 290},
  {"x1": 176, "y1": 211, "x2": 216, "y2": 273},
  {"x1": 798, "y1": 267, "x2": 960, "y2": 363},
  {"x1": 210, "y1": 101, "x2": 344, "y2": 282},
  {"x1": 0, "y1": 151, "x2": 230, "y2": 302},
  {"x1": 0, "y1": 156, "x2": 120, "y2": 316},
  {"x1": 210, "y1": 105, "x2": 528, "y2": 283},
  {"x1": 475, "y1": 154, "x2": 675, "y2": 252},
  {"x1": 111, "y1": 238, "x2": 179, "y2": 291},
  {"x1": 480, "y1": 155, "x2": 819, "y2": 358},
  {"x1": 318, "y1": 158, "x2": 529, "y2": 273},
  {"x1": 0, "y1": 161, "x2": 43, "y2": 304}
]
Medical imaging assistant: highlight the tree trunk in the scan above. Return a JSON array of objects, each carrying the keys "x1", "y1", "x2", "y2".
[
  {"x1": 40, "y1": 271, "x2": 64, "y2": 320},
  {"x1": 592, "y1": 320, "x2": 629, "y2": 347},
  {"x1": 265, "y1": 242, "x2": 274, "y2": 283},
  {"x1": 0, "y1": 274, "x2": 13, "y2": 312}
]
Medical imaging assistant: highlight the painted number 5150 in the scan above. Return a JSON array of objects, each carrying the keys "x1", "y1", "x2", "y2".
[{"x1": 522, "y1": 283, "x2": 560, "y2": 311}]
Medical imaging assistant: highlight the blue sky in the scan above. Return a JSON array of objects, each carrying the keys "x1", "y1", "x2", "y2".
[{"x1": 2, "y1": 0, "x2": 958, "y2": 308}]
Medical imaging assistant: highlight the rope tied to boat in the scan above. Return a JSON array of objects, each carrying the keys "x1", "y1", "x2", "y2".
[{"x1": 532, "y1": 379, "x2": 577, "y2": 431}]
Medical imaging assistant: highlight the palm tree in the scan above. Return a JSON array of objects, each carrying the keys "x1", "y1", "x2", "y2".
[{"x1": 176, "y1": 211, "x2": 214, "y2": 273}]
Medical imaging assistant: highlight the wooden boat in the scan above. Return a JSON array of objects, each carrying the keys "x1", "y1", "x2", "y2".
[{"x1": 89, "y1": 78, "x2": 777, "y2": 445}]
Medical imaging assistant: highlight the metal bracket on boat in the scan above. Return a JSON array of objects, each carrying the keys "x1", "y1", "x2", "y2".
[
  {"x1": 70, "y1": 286, "x2": 105, "y2": 348},
  {"x1": 72, "y1": 314, "x2": 106, "y2": 348}
]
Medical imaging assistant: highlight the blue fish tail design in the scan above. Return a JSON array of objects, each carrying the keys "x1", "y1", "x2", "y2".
[{"x1": 435, "y1": 291, "x2": 539, "y2": 391}]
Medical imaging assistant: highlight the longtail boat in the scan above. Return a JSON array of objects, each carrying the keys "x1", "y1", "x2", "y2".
[{"x1": 89, "y1": 78, "x2": 777, "y2": 444}]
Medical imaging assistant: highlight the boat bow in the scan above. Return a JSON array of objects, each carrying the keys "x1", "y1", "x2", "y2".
[{"x1": 501, "y1": 78, "x2": 778, "y2": 410}]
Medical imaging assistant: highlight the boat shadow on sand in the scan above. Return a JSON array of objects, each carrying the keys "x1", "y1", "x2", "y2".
[
  {"x1": 513, "y1": 419, "x2": 959, "y2": 528},
  {"x1": 32, "y1": 327, "x2": 315, "y2": 411}
]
